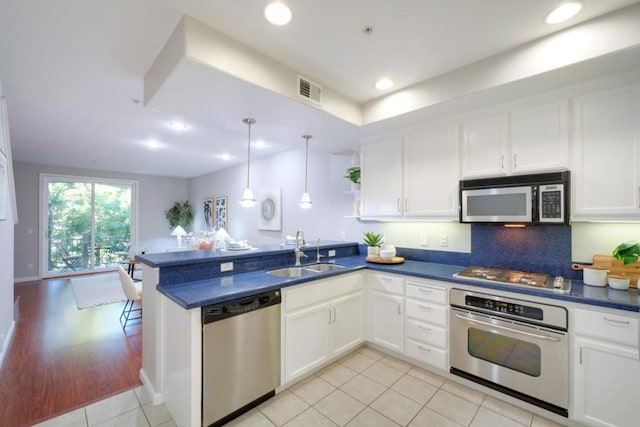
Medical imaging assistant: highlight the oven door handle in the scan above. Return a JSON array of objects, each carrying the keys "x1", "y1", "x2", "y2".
[{"x1": 454, "y1": 312, "x2": 562, "y2": 342}]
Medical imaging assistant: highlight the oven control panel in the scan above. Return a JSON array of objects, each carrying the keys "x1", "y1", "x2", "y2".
[{"x1": 465, "y1": 295, "x2": 543, "y2": 320}]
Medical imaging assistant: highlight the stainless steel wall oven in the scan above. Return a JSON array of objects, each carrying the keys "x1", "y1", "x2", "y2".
[{"x1": 450, "y1": 289, "x2": 569, "y2": 417}]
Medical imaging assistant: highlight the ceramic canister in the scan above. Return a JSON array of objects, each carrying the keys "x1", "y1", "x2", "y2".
[{"x1": 582, "y1": 267, "x2": 608, "y2": 287}]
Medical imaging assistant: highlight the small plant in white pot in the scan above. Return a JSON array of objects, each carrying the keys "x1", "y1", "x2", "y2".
[
  {"x1": 344, "y1": 167, "x2": 361, "y2": 191},
  {"x1": 363, "y1": 231, "x2": 383, "y2": 257},
  {"x1": 610, "y1": 241, "x2": 640, "y2": 290}
]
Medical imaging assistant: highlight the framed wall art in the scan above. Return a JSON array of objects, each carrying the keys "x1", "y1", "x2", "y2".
[
  {"x1": 214, "y1": 196, "x2": 228, "y2": 231},
  {"x1": 203, "y1": 197, "x2": 213, "y2": 230},
  {"x1": 258, "y1": 188, "x2": 282, "y2": 231}
]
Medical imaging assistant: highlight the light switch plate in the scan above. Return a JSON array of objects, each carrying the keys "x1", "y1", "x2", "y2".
[
  {"x1": 328, "y1": 250, "x2": 336, "y2": 257},
  {"x1": 220, "y1": 262, "x2": 234, "y2": 272}
]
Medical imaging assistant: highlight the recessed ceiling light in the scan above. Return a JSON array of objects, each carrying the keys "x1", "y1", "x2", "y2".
[
  {"x1": 254, "y1": 140, "x2": 267, "y2": 149},
  {"x1": 169, "y1": 121, "x2": 188, "y2": 131},
  {"x1": 545, "y1": 2, "x2": 582, "y2": 24},
  {"x1": 145, "y1": 140, "x2": 160, "y2": 148},
  {"x1": 375, "y1": 78, "x2": 394, "y2": 90},
  {"x1": 264, "y1": 2, "x2": 292, "y2": 26},
  {"x1": 217, "y1": 153, "x2": 232, "y2": 161}
]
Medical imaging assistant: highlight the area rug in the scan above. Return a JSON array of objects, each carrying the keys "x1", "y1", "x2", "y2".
[{"x1": 70, "y1": 272, "x2": 127, "y2": 309}]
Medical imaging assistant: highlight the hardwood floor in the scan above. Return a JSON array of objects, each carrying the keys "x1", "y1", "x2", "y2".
[{"x1": 0, "y1": 276, "x2": 142, "y2": 426}]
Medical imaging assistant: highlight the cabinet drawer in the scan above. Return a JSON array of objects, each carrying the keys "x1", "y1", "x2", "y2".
[
  {"x1": 285, "y1": 273, "x2": 363, "y2": 312},
  {"x1": 405, "y1": 282, "x2": 448, "y2": 304},
  {"x1": 405, "y1": 299, "x2": 448, "y2": 327},
  {"x1": 405, "y1": 319, "x2": 447, "y2": 348},
  {"x1": 405, "y1": 338, "x2": 448, "y2": 370},
  {"x1": 369, "y1": 273, "x2": 404, "y2": 295},
  {"x1": 574, "y1": 308, "x2": 639, "y2": 347}
]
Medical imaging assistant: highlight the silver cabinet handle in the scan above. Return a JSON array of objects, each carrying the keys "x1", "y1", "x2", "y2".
[
  {"x1": 603, "y1": 316, "x2": 630, "y2": 325},
  {"x1": 417, "y1": 325, "x2": 431, "y2": 331},
  {"x1": 418, "y1": 288, "x2": 432, "y2": 293},
  {"x1": 418, "y1": 304, "x2": 433, "y2": 311},
  {"x1": 328, "y1": 308, "x2": 332, "y2": 324},
  {"x1": 513, "y1": 153, "x2": 518, "y2": 169},
  {"x1": 500, "y1": 155, "x2": 504, "y2": 170},
  {"x1": 579, "y1": 347, "x2": 583, "y2": 364},
  {"x1": 332, "y1": 307, "x2": 336, "y2": 324},
  {"x1": 454, "y1": 313, "x2": 562, "y2": 342},
  {"x1": 418, "y1": 345, "x2": 431, "y2": 352},
  {"x1": 397, "y1": 303, "x2": 401, "y2": 315},
  {"x1": 397, "y1": 198, "x2": 401, "y2": 212}
]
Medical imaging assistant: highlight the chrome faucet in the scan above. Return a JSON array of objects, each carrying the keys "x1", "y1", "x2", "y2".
[
  {"x1": 316, "y1": 238, "x2": 324, "y2": 263},
  {"x1": 294, "y1": 229, "x2": 307, "y2": 266}
]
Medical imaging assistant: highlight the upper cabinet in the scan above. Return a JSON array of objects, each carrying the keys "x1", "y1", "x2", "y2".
[
  {"x1": 572, "y1": 85, "x2": 640, "y2": 221},
  {"x1": 461, "y1": 114, "x2": 508, "y2": 178},
  {"x1": 360, "y1": 124, "x2": 460, "y2": 220},
  {"x1": 509, "y1": 100, "x2": 569, "y2": 174},
  {"x1": 461, "y1": 101, "x2": 569, "y2": 179}
]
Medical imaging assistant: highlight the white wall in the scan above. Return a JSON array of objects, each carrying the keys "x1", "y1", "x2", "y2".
[
  {"x1": 13, "y1": 162, "x2": 189, "y2": 280},
  {"x1": 0, "y1": 79, "x2": 16, "y2": 368}
]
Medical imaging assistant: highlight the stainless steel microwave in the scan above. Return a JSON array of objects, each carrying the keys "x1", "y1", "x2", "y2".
[{"x1": 459, "y1": 171, "x2": 570, "y2": 225}]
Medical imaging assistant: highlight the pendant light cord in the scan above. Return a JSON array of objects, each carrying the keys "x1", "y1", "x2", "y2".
[
  {"x1": 243, "y1": 118, "x2": 256, "y2": 188},
  {"x1": 303, "y1": 135, "x2": 312, "y2": 192}
]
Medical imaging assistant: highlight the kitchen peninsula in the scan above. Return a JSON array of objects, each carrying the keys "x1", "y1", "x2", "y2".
[{"x1": 137, "y1": 243, "x2": 640, "y2": 427}]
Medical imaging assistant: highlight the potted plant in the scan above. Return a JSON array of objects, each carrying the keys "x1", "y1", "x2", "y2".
[
  {"x1": 344, "y1": 167, "x2": 361, "y2": 191},
  {"x1": 165, "y1": 201, "x2": 194, "y2": 230},
  {"x1": 613, "y1": 241, "x2": 640, "y2": 264},
  {"x1": 363, "y1": 231, "x2": 383, "y2": 257}
]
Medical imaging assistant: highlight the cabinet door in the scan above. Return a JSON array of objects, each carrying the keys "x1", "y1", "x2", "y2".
[
  {"x1": 572, "y1": 86, "x2": 640, "y2": 220},
  {"x1": 361, "y1": 137, "x2": 403, "y2": 217},
  {"x1": 404, "y1": 125, "x2": 460, "y2": 218},
  {"x1": 461, "y1": 114, "x2": 508, "y2": 178},
  {"x1": 510, "y1": 100, "x2": 569, "y2": 173},
  {"x1": 369, "y1": 291, "x2": 404, "y2": 352},
  {"x1": 573, "y1": 336, "x2": 640, "y2": 427},
  {"x1": 284, "y1": 301, "x2": 331, "y2": 383},
  {"x1": 330, "y1": 292, "x2": 364, "y2": 357}
]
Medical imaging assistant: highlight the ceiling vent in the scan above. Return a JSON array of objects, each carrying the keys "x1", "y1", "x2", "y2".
[{"x1": 297, "y1": 75, "x2": 322, "y2": 106}]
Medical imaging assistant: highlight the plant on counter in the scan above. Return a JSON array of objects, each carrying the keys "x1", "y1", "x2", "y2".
[
  {"x1": 613, "y1": 241, "x2": 640, "y2": 264},
  {"x1": 363, "y1": 231, "x2": 384, "y2": 257},
  {"x1": 344, "y1": 167, "x2": 361, "y2": 184},
  {"x1": 165, "y1": 200, "x2": 194, "y2": 230}
]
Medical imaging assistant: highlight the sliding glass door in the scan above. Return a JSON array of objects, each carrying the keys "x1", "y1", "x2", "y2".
[{"x1": 41, "y1": 175, "x2": 136, "y2": 277}]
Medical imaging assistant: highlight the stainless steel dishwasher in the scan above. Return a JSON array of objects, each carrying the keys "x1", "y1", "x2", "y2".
[{"x1": 202, "y1": 289, "x2": 281, "y2": 427}]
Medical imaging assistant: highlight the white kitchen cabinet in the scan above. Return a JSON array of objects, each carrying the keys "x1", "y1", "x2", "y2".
[
  {"x1": 368, "y1": 273, "x2": 404, "y2": 352},
  {"x1": 404, "y1": 279, "x2": 449, "y2": 370},
  {"x1": 360, "y1": 137, "x2": 403, "y2": 217},
  {"x1": 461, "y1": 114, "x2": 508, "y2": 178},
  {"x1": 509, "y1": 100, "x2": 569, "y2": 173},
  {"x1": 572, "y1": 85, "x2": 640, "y2": 220},
  {"x1": 361, "y1": 125, "x2": 460, "y2": 220},
  {"x1": 572, "y1": 308, "x2": 640, "y2": 427},
  {"x1": 283, "y1": 273, "x2": 364, "y2": 384},
  {"x1": 403, "y1": 125, "x2": 460, "y2": 218}
]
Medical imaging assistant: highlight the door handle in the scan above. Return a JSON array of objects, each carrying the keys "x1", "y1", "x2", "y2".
[{"x1": 454, "y1": 312, "x2": 562, "y2": 342}]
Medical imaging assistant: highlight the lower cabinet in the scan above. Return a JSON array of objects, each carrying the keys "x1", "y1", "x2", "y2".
[
  {"x1": 283, "y1": 273, "x2": 364, "y2": 384},
  {"x1": 572, "y1": 308, "x2": 640, "y2": 427},
  {"x1": 368, "y1": 273, "x2": 405, "y2": 353}
]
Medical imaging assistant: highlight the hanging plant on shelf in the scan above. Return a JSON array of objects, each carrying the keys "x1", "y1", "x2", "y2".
[
  {"x1": 344, "y1": 167, "x2": 361, "y2": 191},
  {"x1": 165, "y1": 201, "x2": 194, "y2": 230}
]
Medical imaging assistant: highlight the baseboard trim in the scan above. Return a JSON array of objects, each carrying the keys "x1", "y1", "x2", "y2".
[
  {"x1": 0, "y1": 320, "x2": 16, "y2": 370},
  {"x1": 140, "y1": 368, "x2": 164, "y2": 406},
  {"x1": 14, "y1": 276, "x2": 41, "y2": 283}
]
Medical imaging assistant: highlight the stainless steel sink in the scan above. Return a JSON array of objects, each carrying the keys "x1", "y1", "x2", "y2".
[
  {"x1": 266, "y1": 263, "x2": 346, "y2": 277},
  {"x1": 304, "y1": 263, "x2": 346, "y2": 272},
  {"x1": 266, "y1": 267, "x2": 314, "y2": 278}
]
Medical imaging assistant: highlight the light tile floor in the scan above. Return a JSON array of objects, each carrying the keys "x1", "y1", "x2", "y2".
[{"x1": 35, "y1": 346, "x2": 566, "y2": 427}]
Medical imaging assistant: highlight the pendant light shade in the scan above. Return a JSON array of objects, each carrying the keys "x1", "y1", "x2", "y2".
[
  {"x1": 299, "y1": 135, "x2": 313, "y2": 209},
  {"x1": 240, "y1": 118, "x2": 257, "y2": 207}
]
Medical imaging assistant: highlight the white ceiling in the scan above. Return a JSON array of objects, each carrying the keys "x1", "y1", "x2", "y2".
[{"x1": 1, "y1": 0, "x2": 639, "y2": 178}]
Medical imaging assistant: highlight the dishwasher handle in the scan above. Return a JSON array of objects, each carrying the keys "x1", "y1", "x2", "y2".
[{"x1": 203, "y1": 289, "x2": 281, "y2": 324}]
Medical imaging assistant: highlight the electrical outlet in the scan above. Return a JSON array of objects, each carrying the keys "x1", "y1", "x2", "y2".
[
  {"x1": 419, "y1": 233, "x2": 428, "y2": 247},
  {"x1": 328, "y1": 250, "x2": 336, "y2": 257},
  {"x1": 220, "y1": 262, "x2": 234, "y2": 272},
  {"x1": 27, "y1": 263, "x2": 33, "y2": 270},
  {"x1": 439, "y1": 235, "x2": 448, "y2": 247}
]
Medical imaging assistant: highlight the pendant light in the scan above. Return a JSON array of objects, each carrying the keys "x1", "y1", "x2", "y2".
[
  {"x1": 299, "y1": 134, "x2": 312, "y2": 209},
  {"x1": 239, "y1": 118, "x2": 257, "y2": 207}
]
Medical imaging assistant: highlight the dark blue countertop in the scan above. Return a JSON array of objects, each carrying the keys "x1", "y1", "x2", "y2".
[{"x1": 155, "y1": 255, "x2": 640, "y2": 313}]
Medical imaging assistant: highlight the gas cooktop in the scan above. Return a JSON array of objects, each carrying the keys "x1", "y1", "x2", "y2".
[{"x1": 453, "y1": 266, "x2": 571, "y2": 293}]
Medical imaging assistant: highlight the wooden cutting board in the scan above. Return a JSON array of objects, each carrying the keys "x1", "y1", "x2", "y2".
[
  {"x1": 366, "y1": 256, "x2": 405, "y2": 264},
  {"x1": 571, "y1": 255, "x2": 640, "y2": 288}
]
